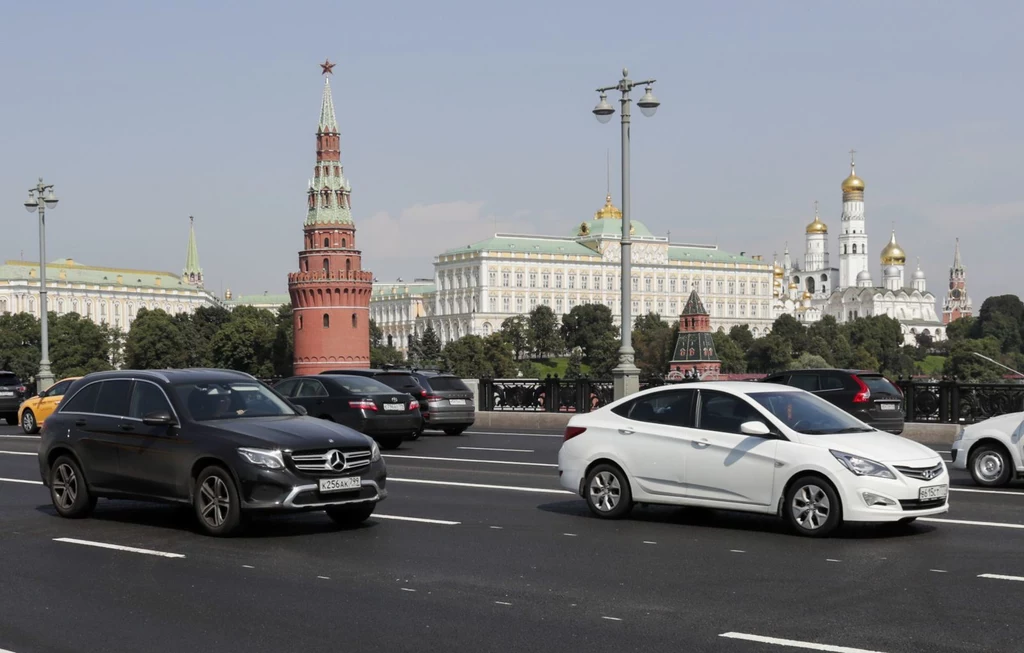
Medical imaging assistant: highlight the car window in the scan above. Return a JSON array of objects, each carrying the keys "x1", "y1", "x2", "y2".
[
  {"x1": 425, "y1": 376, "x2": 470, "y2": 392},
  {"x1": 174, "y1": 381, "x2": 297, "y2": 421},
  {"x1": 47, "y1": 379, "x2": 73, "y2": 397},
  {"x1": 62, "y1": 382, "x2": 102, "y2": 414},
  {"x1": 748, "y1": 390, "x2": 872, "y2": 434},
  {"x1": 275, "y1": 379, "x2": 299, "y2": 397},
  {"x1": 129, "y1": 382, "x2": 173, "y2": 419},
  {"x1": 821, "y1": 374, "x2": 845, "y2": 390},
  {"x1": 614, "y1": 389, "x2": 696, "y2": 428},
  {"x1": 788, "y1": 373, "x2": 820, "y2": 392},
  {"x1": 327, "y1": 375, "x2": 396, "y2": 394},
  {"x1": 94, "y1": 380, "x2": 132, "y2": 416},
  {"x1": 697, "y1": 390, "x2": 767, "y2": 434},
  {"x1": 0, "y1": 373, "x2": 19, "y2": 386},
  {"x1": 375, "y1": 374, "x2": 424, "y2": 394},
  {"x1": 297, "y1": 379, "x2": 328, "y2": 398},
  {"x1": 858, "y1": 375, "x2": 900, "y2": 397}
]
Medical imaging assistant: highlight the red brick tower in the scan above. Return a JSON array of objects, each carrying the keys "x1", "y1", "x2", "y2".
[
  {"x1": 668, "y1": 290, "x2": 721, "y2": 380},
  {"x1": 288, "y1": 61, "x2": 372, "y2": 373}
]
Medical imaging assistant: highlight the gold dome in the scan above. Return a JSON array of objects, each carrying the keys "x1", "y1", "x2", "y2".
[
  {"x1": 788, "y1": 281, "x2": 798, "y2": 290},
  {"x1": 842, "y1": 163, "x2": 865, "y2": 193},
  {"x1": 801, "y1": 291, "x2": 812, "y2": 300},
  {"x1": 594, "y1": 194, "x2": 622, "y2": 220},
  {"x1": 805, "y1": 215, "x2": 828, "y2": 234},
  {"x1": 880, "y1": 230, "x2": 906, "y2": 265},
  {"x1": 773, "y1": 263, "x2": 784, "y2": 278},
  {"x1": 224, "y1": 288, "x2": 233, "y2": 300}
]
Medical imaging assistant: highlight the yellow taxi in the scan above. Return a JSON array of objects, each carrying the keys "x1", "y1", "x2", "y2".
[{"x1": 18, "y1": 377, "x2": 80, "y2": 434}]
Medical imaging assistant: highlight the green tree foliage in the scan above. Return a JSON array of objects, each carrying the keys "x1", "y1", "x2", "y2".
[
  {"x1": 844, "y1": 315, "x2": 904, "y2": 374},
  {"x1": 945, "y1": 316, "x2": 974, "y2": 341},
  {"x1": 500, "y1": 316, "x2": 530, "y2": 361},
  {"x1": 972, "y1": 295, "x2": 1024, "y2": 353},
  {"x1": 528, "y1": 305, "x2": 563, "y2": 357},
  {"x1": 728, "y1": 324, "x2": 755, "y2": 352},
  {"x1": 368, "y1": 318, "x2": 403, "y2": 369},
  {"x1": 442, "y1": 334, "x2": 516, "y2": 378},
  {"x1": 745, "y1": 335, "x2": 792, "y2": 373},
  {"x1": 125, "y1": 308, "x2": 189, "y2": 370},
  {"x1": 208, "y1": 306, "x2": 277, "y2": 378},
  {"x1": 49, "y1": 313, "x2": 114, "y2": 378},
  {"x1": 483, "y1": 333, "x2": 517, "y2": 378},
  {"x1": 712, "y1": 331, "x2": 746, "y2": 373},
  {"x1": 562, "y1": 304, "x2": 618, "y2": 375},
  {"x1": 271, "y1": 304, "x2": 294, "y2": 377},
  {"x1": 416, "y1": 324, "x2": 443, "y2": 367},
  {"x1": 943, "y1": 337, "x2": 1004, "y2": 382},
  {"x1": 790, "y1": 352, "x2": 829, "y2": 370},
  {"x1": 565, "y1": 347, "x2": 584, "y2": 380},
  {"x1": 0, "y1": 312, "x2": 41, "y2": 382},
  {"x1": 633, "y1": 313, "x2": 676, "y2": 378},
  {"x1": 770, "y1": 314, "x2": 808, "y2": 354}
]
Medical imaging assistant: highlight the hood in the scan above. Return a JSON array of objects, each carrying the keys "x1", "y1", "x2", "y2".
[
  {"x1": 795, "y1": 430, "x2": 940, "y2": 463},
  {"x1": 207, "y1": 416, "x2": 371, "y2": 451},
  {"x1": 967, "y1": 411, "x2": 1024, "y2": 437}
]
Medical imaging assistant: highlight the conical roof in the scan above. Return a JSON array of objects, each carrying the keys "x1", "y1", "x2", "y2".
[
  {"x1": 681, "y1": 289, "x2": 708, "y2": 316},
  {"x1": 319, "y1": 78, "x2": 339, "y2": 134},
  {"x1": 182, "y1": 216, "x2": 202, "y2": 283}
]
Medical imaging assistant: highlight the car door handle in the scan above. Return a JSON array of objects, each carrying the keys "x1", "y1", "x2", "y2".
[
  {"x1": 75, "y1": 419, "x2": 87, "y2": 427},
  {"x1": 618, "y1": 429, "x2": 634, "y2": 435},
  {"x1": 694, "y1": 439, "x2": 710, "y2": 449},
  {"x1": 119, "y1": 424, "x2": 135, "y2": 432}
]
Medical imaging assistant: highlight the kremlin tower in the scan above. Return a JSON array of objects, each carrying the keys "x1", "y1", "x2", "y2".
[
  {"x1": 668, "y1": 290, "x2": 721, "y2": 379},
  {"x1": 287, "y1": 61, "x2": 373, "y2": 373}
]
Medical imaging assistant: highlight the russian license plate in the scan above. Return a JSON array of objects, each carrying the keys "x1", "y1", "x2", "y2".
[
  {"x1": 383, "y1": 403, "x2": 404, "y2": 411},
  {"x1": 0, "y1": 391, "x2": 12, "y2": 397},
  {"x1": 319, "y1": 476, "x2": 361, "y2": 493},
  {"x1": 919, "y1": 485, "x2": 948, "y2": 501},
  {"x1": 879, "y1": 403, "x2": 898, "y2": 411},
  {"x1": 449, "y1": 399, "x2": 466, "y2": 406}
]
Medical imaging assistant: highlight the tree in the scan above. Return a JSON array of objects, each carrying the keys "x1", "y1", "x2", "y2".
[
  {"x1": 728, "y1": 324, "x2": 755, "y2": 352},
  {"x1": 271, "y1": 304, "x2": 294, "y2": 377},
  {"x1": 101, "y1": 323, "x2": 126, "y2": 369},
  {"x1": 712, "y1": 331, "x2": 746, "y2": 373},
  {"x1": 843, "y1": 315, "x2": 904, "y2": 375},
  {"x1": 633, "y1": 313, "x2": 675, "y2": 378},
  {"x1": 208, "y1": 306, "x2": 277, "y2": 377},
  {"x1": 945, "y1": 316, "x2": 974, "y2": 341},
  {"x1": 565, "y1": 347, "x2": 584, "y2": 380},
  {"x1": 417, "y1": 324, "x2": 443, "y2": 367},
  {"x1": 125, "y1": 308, "x2": 189, "y2": 370},
  {"x1": 943, "y1": 337, "x2": 1004, "y2": 382},
  {"x1": 745, "y1": 335, "x2": 792, "y2": 373},
  {"x1": 562, "y1": 304, "x2": 615, "y2": 358},
  {"x1": 482, "y1": 333, "x2": 517, "y2": 378},
  {"x1": 371, "y1": 345, "x2": 404, "y2": 368},
  {"x1": 791, "y1": 352, "x2": 829, "y2": 370},
  {"x1": 441, "y1": 334, "x2": 516, "y2": 378},
  {"x1": 49, "y1": 313, "x2": 114, "y2": 378},
  {"x1": 528, "y1": 305, "x2": 563, "y2": 357},
  {"x1": 187, "y1": 305, "x2": 233, "y2": 367},
  {"x1": 849, "y1": 346, "x2": 880, "y2": 372},
  {"x1": 771, "y1": 314, "x2": 808, "y2": 355},
  {"x1": 0, "y1": 312, "x2": 40, "y2": 382},
  {"x1": 369, "y1": 319, "x2": 384, "y2": 349},
  {"x1": 500, "y1": 316, "x2": 530, "y2": 361}
]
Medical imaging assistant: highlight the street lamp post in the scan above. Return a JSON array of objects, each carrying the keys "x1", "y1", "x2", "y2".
[
  {"x1": 593, "y1": 68, "x2": 660, "y2": 400},
  {"x1": 23, "y1": 178, "x2": 59, "y2": 392}
]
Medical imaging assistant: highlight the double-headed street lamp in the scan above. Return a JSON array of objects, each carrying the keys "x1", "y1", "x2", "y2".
[
  {"x1": 23, "y1": 178, "x2": 59, "y2": 392},
  {"x1": 593, "y1": 68, "x2": 660, "y2": 400}
]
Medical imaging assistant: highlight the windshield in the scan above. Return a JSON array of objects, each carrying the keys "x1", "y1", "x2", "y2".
[
  {"x1": 174, "y1": 381, "x2": 296, "y2": 421},
  {"x1": 329, "y1": 375, "x2": 397, "y2": 394},
  {"x1": 749, "y1": 390, "x2": 873, "y2": 435}
]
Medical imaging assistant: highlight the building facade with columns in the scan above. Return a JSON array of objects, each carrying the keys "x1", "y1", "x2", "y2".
[
  {"x1": 372, "y1": 193, "x2": 776, "y2": 349},
  {"x1": 369, "y1": 280, "x2": 435, "y2": 353}
]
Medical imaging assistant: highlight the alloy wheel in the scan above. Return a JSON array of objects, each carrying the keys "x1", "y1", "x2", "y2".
[
  {"x1": 589, "y1": 471, "x2": 621, "y2": 512},
  {"x1": 52, "y1": 463, "x2": 78, "y2": 510},
  {"x1": 22, "y1": 411, "x2": 36, "y2": 433},
  {"x1": 974, "y1": 452, "x2": 1004, "y2": 483},
  {"x1": 791, "y1": 483, "x2": 831, "y2": 530},
  {"x1": 199, "y1": 476, "x2": 230, "y2": 528}
]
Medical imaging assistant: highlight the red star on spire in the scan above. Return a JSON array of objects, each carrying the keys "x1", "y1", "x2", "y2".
[{"x1": 320, "y1": 59, "x2": 336, "y2": 75}]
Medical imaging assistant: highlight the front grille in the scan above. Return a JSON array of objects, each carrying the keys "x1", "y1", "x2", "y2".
[
  {"x1": 290, "y1": 448, "x2": 372, "y2": 473},
  {"x1": 899, "y1": 497, "x2": 947, "y2": 510},
  {"x1": 893, "y1": 463, "x2": 945, "y2": 481}
]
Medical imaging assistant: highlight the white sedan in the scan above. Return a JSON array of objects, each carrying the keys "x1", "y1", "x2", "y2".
[
  {"x1": 950, "y1": 411, "x2": 1024, "y2": 486},
  {"x1": 557, "y1": 382, "x2": 949, "y2": 537}
]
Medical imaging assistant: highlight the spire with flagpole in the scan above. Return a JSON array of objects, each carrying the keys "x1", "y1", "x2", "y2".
[{"x1": 183, "y1": 215, "x2": 203, "y2": 286}]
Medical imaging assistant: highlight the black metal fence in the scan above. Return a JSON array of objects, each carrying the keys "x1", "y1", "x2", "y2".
[
  {"x1": 478, "y1": 376, "x2": 673, "y2": 414},
  {"x1": 896, "y1": 379, "x2": 1024, "y2": 424}
]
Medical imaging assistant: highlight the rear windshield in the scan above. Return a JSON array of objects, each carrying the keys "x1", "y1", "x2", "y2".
[
  {"x1": 859, "y1": 375, "x2": 900, "y2": 396},
  {"x1": 374, "y1": 374, "x2": 424, "y2": 393},
  {"x1": 426, "y1": 376, "x2": 470, "y2": 392},
  {"x1": 0, "y1": 374, "x2": 19, "y2": 386},
  {"x1": 329, "y1": 376, "x2": 396, "y2": 394}
]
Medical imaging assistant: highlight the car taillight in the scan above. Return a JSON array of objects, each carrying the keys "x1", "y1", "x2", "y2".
[
  {"x1": 409, "y1": 400, "x2": 418, "y2": 410},
  {"x1": 349, "y1": 399, "x2": 377, "y2": 411},
  {"x1": 16, "y1": 385, "x2": 26, "y2": 394},
  {"x1": 564, "y1": 426, "x2": 586, "y2": 441},
  {"x1": 852, "y1": 376, "x2": 871, "y2": 403}
]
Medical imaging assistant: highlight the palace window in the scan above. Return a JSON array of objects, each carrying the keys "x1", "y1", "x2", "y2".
[
  {"x1": 631, "y1": 276, "x2": 639, "y2": 291},
  {"x1": 670, "y1": 300, "x2": 677, "y2": 313},
  {"x1": 670, "y1": 278, "x2": 677, "y2": 292},
  {"x1": 529, "y1": 273, "x2": 537, "y2": 288},
  {"x1": 657, "y1": 278, "x2": 664, "y2": 293},
  {"x1": 644, "y1": 300, "x2": 652, "y2": 313},
  {"x1": 542, "y1": 273, "x2": 550, "y2": 288},
  {"x1": 515, "y1": 272, "x2": 523, "y2": 287},
  {"x1": 657, "y1": 300, "x2": 665, "y2": 313},
  {"x1": 516, "y1": 296, "x2": 524, "y2": 312},
  {"x1": 503, "y1": 296, "x2": 511, "y2": 312},
  {"x1": 581, "y1": 275, "x2": 588, "y2": 290},
  {"x1": 489, "y1": 297, "x2": 497, "y2": 312},
  {"x1": 606, "y1": 275, "x2": 614, "y2": 290},
  {"x1": 728, "y1": 281, "x2": 735, "y2": 294},
  {"x1": 717, "y1": 280, "x2": 724, "y2": 293},
  {"x1": 324, "y1": 237, "x2": 330, "y2": 248},
  {"x1": 530, "y1": 296, "x2": 538, "y2": 308},
  {"x1": 555, "y1": 274, "x2": 563, "y2": 289},
  {"x1": 489, "y1": 271, "x2": 497, "y2": 286},
  {"x1": 555, "y1": 298, "x2": 563, "y2": 312},
  {"x1": 632, "y1": 300, "x2": 639, "y2": 314},
  {"x1": 569, "y1": 299, "x2": 577, "y2": 309},
  {"x1": 568, "y1": 274, "x2": 575, "y2": 289},
  {"x1": 502, "y1": 272, "x2": 510, "y2": 287}
]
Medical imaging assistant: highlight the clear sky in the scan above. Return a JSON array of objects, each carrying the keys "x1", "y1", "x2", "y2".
[{"x1": 3, "y1": 1, "x2": 1021, "y2": 306}]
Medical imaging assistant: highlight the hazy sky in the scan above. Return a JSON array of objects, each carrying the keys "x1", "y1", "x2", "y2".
[{"x1": 3, "y1": 1, "x2": 1021, "y2": 306}]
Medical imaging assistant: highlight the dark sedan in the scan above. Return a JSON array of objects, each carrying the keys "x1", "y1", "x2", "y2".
[
  {"x1": 274, "y1": 374, "x2": 421, "y2": 450},
  {"x1": 38, "y1": 369, "x2": 387, "y2": 536}
]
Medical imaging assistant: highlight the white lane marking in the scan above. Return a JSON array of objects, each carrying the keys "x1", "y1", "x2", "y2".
[
  {"x1": 564, "y1": 533, "x2": 577, "y2": 537},
  {"x1": 458, "y1": 446, "x2": 535, "y2": 453},
  {"x1": 921, "y1": 517, "x2": 1024, "y2": 529},
  {"x1": 930, "y1": 569, "x2": 947, "y2": 573},
  {"x1": 53, "y1": 537, "x2": 185, "y2": 559},
  {"x1": 720, "y1": 632, "x2": 886, "y2": 652},
  {"x1": 389, "y1": 477, "x2": 573, "y2": 495},
  {"x1": 0, "y1": 450, "x2": 35, "y2": 456},
  {"x1": 730, "y1": 549, "x2": 745, "y2": 553},
  {"x1": 0, "y1": 477, "x2": 43, "y2": 485},
  {"x1": 466, "y1": 431, "x2": 562, "y2": 438},
  {"x1": 495, "y1": 601, "x2": 512, "y2": 606},
  {"x1": 242, "y1": 565, "x2": 255, "y2": 569},
  {"x1": 401, "y1": 587, "x2": 417, "y2": 592},
  {"x1": 950, "y1": 487, "x2": 1024, "y2": 497},
  {"x1": 490, "y1": 526, "x2": 503, "y2": 529},
  {"x1": 385, "y1": 454, "x2": 556, "y2": 468},
  {"x1": 373, "y1": 514, "x2": 461, "y2": 526},
  {"x1": 827, "y1": 559, "x2": 841, "y2": 563},
  {"x1": 0, "y1": 434, "x2": 40, "y2": 439},
  {"x1": 643, "y1": 541, "x2": 657, "y2": 545},
  {"x1": 602, "y1": 616, "x2": 622, "y2": 622},
  {"x1": 979, "y1": 573, "x2": 1024, "y2": 582},
  {"x1": 317, "y1": 576, "x2": 330, "y2": 580}
]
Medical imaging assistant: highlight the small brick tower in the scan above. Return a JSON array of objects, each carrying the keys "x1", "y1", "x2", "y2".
[
  {"x1": 668, "y1": 290, "x2": 721, "y2": 380},
  {"x1": 288, "y1": 60, "x2": 373, "y2": 373}
]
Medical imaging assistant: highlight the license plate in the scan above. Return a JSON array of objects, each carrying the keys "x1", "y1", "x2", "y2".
[
  {"x1": 879, "y1": 403, "x2": 899, "y2": 411},
  {"x1": 919, "y1": 485, "x2": 948, "y2": 501},
  {"x1": 383, "y1": 403, "x2": 404, "y2": 411},
  {"x1": 318, "y1": 477, "x2": 361, "y2": 493},
  {"x1": 449, "y1": 399, "x2": 466, "y2": 406},
  {"x1": 0, "y1": 391, "x2": 12, "y2": 397}
]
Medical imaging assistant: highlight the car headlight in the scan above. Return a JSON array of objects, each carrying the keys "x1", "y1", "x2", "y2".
[
  {"x1": 237, "y1": 447, "x2": 285, "y2": 469},
  {"x1": 830, "y1": 450, "x2": 896, "y2": 479},
  {"x1": 370, "y1": 440, "x2": 381, "y2": 462}
]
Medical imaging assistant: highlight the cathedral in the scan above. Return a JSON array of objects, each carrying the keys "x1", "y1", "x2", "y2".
[{"x1": 774, "y1": 154, "x2": 948, "y2": 346}]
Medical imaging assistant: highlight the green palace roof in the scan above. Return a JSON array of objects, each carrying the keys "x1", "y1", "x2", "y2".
[
  {"x1": 372, "y1": 282, "x2": 437, "y2": 297},
  {"x1": 0, "y1": 258, "x2": 202, "y2": 291},
  {"x1": 224, "y1": 293, "x2": 291, "y2": 306},
  {"x1": 443, "y1": 235, "x2": 599, "y2": 258}
]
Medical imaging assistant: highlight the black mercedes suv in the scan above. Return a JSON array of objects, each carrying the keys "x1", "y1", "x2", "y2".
[{"x1": 37, "y1": 368, "x2": 387, "y2": 536}]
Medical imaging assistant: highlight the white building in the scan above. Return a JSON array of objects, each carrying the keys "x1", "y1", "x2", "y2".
[
  {"x1": 372, "y1": 194, "x2": 777, "y2": 348},
  {"x1": 775, "y1": 156, "x2": 945, "y2": 345}
]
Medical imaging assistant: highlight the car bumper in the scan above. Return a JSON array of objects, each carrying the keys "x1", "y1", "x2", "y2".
[
  {"x1": 837, "y1": 468, "x2": 951, "y2": 523},
  {"x1": 238, "y1": 458, "x2": 388, "y2": 512},
  {"x1": 950, "y1": 439, "x2": 967, "y2": 470},
  {"x1": 359, "y1": 414, "x2": 422, "y2": 434},
  {"x1": 0, "y1": 397, "x2": 23, "y2": 412},
  {"x1": 424, "y1": 408, "x2": 476, "y2": 427}
]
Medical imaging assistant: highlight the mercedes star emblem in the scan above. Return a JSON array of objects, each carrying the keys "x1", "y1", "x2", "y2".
[{"x1": 327, "y1": 450, "x2": 345, "y2": 471}]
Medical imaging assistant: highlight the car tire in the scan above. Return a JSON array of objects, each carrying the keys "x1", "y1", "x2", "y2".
[
  {"x1": 1, "y1": 412, "x2": 17, "y2": 426},
  {"x1": 22, "y1": 409, "x2": 39, "y2": 434},
  {"x1": 49, "y1": 455, "x2": 96, "y2": 519},
  {"x1": 969, "y1": 444, "x2": 1012, "y2": 487},
  {"x1": 193, "y1": 466, "x2": 243, "y2": 537},
  {"x1": 325, "y1": 502, "x2": 375, "y2": 527},
  {"x1": 783, "y1": 475, "x2": 842, "y2": 537},
  {"x1": 584, "y1": 463, "x2": 633, "y2": 520},
  {"x1": 378, "y1": 436, "x2": 402, "y2": 450},
  {"x1": 443, "y1": 426, "x2": 467, "y2": 436}
]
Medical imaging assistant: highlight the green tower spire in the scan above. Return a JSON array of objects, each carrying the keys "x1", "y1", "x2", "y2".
[{"x1": 183, "y1": 215, "x2": 203, "y2": 286}]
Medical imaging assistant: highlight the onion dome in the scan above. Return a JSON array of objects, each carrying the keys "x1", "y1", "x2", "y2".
[
  {"x1": 788, "y1": 281, "x2": 798, "y2": 290},
  {"x1": 805, "y1": 202, "x2": 828, "y2": 234},
  {"x1": 856, "y1": 270, "x2": 872, "y2": 284},
  {"x1": 884, "y1": 265, "x2": 900, "y2": 277},
  {"x1": 224, "y1": 288, "x2": 233, "y2": 300},
  {"x1": 912, "y1": 266, "x2": 926, "y2": 280},
  {"x1": 773, "y1": 261, "x2": 784, "y2": 278},
  {"x1": 801, "y1": 290, "x2": 812, "y2": 300},
  {"x1": 880, "y1": 230, "x2": 906, "y2": 265},
  {"x1": 842, "y1": 163, "x2": 865, "y2": 193},
  {"x1": 594, "y1": 194, "x2": 622, "y2": 220}
]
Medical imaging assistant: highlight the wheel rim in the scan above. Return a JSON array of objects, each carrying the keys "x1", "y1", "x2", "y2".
[
  {"x1": 974, "y1": 452, "x2": 1004, "y2": 482},
  {"x1": 22, "y1": 412, "x2": 35, "y2": 431},
  {"x1": 52, "y1": 463, "x2": 78, "y2": 510},
  {"x1": 791, "y1": 483, "x2": 831, "y2": 530},
  {"x1": 199, "y1": 476, "x2": 230, "y2": 528},
  {"x1": 589, "y1": 471, "x2": 622, "y2": 512}
]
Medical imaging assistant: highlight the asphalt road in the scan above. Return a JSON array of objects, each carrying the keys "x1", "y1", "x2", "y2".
[{"x1": 1, "y1": 421, "x2": 1023, "y2": 653}]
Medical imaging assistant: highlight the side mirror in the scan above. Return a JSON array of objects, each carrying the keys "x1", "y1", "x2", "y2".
[
  {"x1": 142, "y1": 411, "x2": 176, "y2": 427},
  {"x1": 294, "y1": 405, "x2": 308, "y2": 416},
  {"x1": 740, "y1": 420, "x2": 771, "y2": 437}
]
